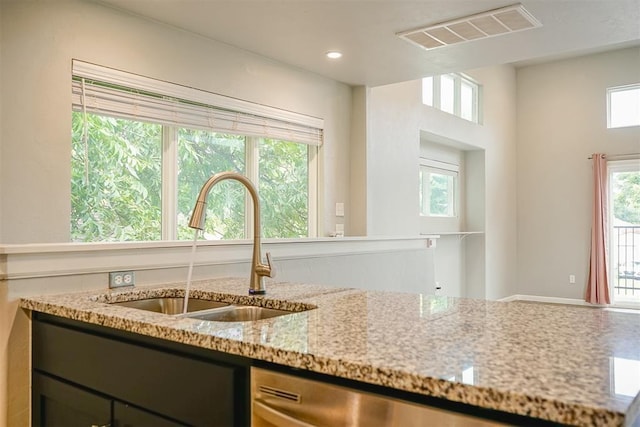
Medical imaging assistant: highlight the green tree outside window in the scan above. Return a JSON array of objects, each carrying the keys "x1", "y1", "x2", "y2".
[{"x1": 71, "y1": 113, "x2": 311, "y2": 242}]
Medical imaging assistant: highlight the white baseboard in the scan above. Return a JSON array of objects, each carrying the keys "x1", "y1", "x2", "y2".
[
  {"x1": 499, "y1": 294, "x2": 640, "y2": 310},
  {"x1": 498, "y1": 294, "x2": 596, "y2": 306}
]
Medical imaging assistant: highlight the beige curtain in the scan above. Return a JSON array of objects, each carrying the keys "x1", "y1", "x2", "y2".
[{"x1": 585, "y1": 153, "x2": 610, "y2": 304}]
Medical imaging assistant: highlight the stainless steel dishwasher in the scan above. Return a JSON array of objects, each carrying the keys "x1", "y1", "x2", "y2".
[{"x1": 251, "y1": 367, "x2": 508, "y2": 426}]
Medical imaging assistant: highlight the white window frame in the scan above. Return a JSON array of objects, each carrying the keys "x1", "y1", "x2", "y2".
[
  {"x1": 162, "y1": 133, "x2": 318, "y2": 240},
  {"x1": 419, "y1": 158, "x2": 459, "y2": 218},
  {"x1": 607, "y1": 158, "x2": 640, "y2": 306},
  {"x1": 422, "y1": 73, "x2": 481, "y2": 124},
  {"x1": 607, "y1": 84, "x2": 640, "y2": 129}
]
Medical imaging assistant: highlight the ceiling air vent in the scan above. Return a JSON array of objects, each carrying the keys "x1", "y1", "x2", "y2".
[{"x1": 398, "y1": 3, "x2": 542, "y2": 51}]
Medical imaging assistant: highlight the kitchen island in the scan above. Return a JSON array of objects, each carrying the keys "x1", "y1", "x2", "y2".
[{"x1": 21, "y1": 278, "x2": 640, "y2": 426}]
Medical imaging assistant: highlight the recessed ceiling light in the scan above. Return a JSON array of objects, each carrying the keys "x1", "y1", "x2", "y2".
[
  {"x1": 326, "y1": 51, "x2": 343, "y2": 59},
  {"x1": 397, "y1": 3, "x2": 542, "y2": 51}
]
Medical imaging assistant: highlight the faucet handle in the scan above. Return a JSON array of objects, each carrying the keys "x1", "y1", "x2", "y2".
[
  {"x1": 265, "y1": 252, "x2": 276, "y2": 278},
  {"x1": 255, "y1": 252, "x2": 276, "y2": 279}
]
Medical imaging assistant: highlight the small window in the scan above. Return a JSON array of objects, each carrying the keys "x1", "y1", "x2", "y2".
[
  {"x1": 440, "y1": 74, "x2": 455, "y2": 115},
  {"x1": 422, "y1": 77, "x2": 434, "y2": 106},
  {"x1": 419, "y1": 159, "x2": 458, "y2": 217},
  {"x1": 608, "y1": 84, "x2": 640, "y2": 128},
  {"x1": 422, "y1": 73, "x2": 480, "y2": 123}
]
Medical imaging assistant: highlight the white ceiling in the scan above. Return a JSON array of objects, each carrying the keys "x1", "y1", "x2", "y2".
[{"x1": 96, "y1": 0, "x2": 640, "y2": 87}]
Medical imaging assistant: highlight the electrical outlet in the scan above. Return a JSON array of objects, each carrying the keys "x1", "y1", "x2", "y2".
[
  {"x1": 569, "y1": 274, "x2": 576, "y2": 284},
  {"x1": 109, "y1": 271, "x2": 135, "y2": 288},
  {"x1": 435, "y1": 282, "x2": 443, "y2": 295}
]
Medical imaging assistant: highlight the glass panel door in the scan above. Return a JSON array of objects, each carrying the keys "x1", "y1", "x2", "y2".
[{"x1": 609, "y1": 160, "x2": 640, "y2": 305}]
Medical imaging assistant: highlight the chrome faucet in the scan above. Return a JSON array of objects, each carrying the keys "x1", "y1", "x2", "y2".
[{"x1": 188, "y1": 171, "x2": 274, "y2": 295}]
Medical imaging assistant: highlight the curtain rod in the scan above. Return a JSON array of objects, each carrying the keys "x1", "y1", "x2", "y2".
[{"x1": 587, "y1": 153, "x2": 640, "y2": 160}]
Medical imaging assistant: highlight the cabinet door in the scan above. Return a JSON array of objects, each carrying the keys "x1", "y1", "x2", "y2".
[
  {"x1": 33, "y1": 372, "x2": 111, "y2": 427},
  {"x1": 34, "y1": 319, "x2": 243, "y2": 426},
  {"x1": 114, "y1": 402, "x2": 183, "y2": 427}
]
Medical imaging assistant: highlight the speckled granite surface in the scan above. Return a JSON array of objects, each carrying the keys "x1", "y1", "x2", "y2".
[{"x1": 20, "y1": 278, "x2": 640, "y2": 426}]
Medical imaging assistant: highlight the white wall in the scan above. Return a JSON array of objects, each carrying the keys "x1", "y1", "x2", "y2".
[
  {"x1": 367, "y1": 65, "x2": 518, "y2": 300},
  {"x1": 0, "y1": 0, "x2": 352, "y2": 244},
  {"x1": 367, "y1": 81, "x2": 422, "y2": 236},
  {"x1": 468, "y1": 66, "x2": 518, "y2": 300},
  {"x1": 348, "y1": 86, "x2": 369, "y2": 236},
  {"x1": 516, "y1": 47, "x2": 640, "y2": 299},
  {"x1": 464, "y1": 151, "x2": 486, "y2": 298}
]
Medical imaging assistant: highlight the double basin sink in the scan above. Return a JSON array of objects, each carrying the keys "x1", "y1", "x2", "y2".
[{"x1": 111, "y1": 297, "x2": 298, "y2": 322}]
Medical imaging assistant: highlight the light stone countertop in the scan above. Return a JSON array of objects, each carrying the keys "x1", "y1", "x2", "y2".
[{"x1": 20, "y1": 278, "x2": 640, "y2": 426}]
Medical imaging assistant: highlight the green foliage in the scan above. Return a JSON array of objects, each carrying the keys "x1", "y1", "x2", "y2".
[
  {"x1": 419, "y1": 167, "x2": 455, "y2": 217},
  {"x1": 259, "y1": 139, "x2": 308, "y2": 238},
  {"x1": 613, "y1": 172, "x2": 640, "y2": 224},
  {"x1": 177, "y1": 129, "x2": 246, "y2": 240},
  {"x1": 429, "y1": 173, "x2": 451, "y2": 216},
  {"x1": 71, "y1": 114, "x2": 310, "y2": 242},
  {"x1": 71, "y1": 113, "x2": 162, "y2": 241}
]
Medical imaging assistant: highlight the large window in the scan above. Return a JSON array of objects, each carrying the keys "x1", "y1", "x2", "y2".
[
  {"x1": 71, "y1": 61, "x2": 320, "y2": 242},
  {"x1": 422, "y1": 73, "x2": 481, "y2": 123},
  {"x1": 608, "y1": 84, "x2": 640, "y2": 129}
]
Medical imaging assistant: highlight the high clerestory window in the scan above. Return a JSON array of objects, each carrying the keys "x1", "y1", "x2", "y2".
[
  {"x1": 422, "y1": 73, "x2": 481, "y2": 123},
  {"x1": 607, "y1": 84, "x2": 640, "y2": 129},
  {"x1": 71, "y1": 60, "x2": 321, "y2": 242}
]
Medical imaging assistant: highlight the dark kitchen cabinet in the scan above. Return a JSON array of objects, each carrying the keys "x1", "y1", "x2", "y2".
[
  {"x1": 33, "y1": 372, "x2": 179, "y2": 427},
  {"x1": 33, "y1": 372, "x2": 111, "y2": 427},
  {"x1": 31, "y1": 313, "x2": 251, "y2": 427},
  {"x1": 114, "y1": 402, "x2": 181, "y2": 427}
]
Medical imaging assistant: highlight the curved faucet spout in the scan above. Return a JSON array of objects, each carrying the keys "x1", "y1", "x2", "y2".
[{"x1": 188, "y1": 171, "x2": 274, "y2": 295}]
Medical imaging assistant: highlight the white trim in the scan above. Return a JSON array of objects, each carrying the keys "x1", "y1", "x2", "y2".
[
  {"x1": 72, "y1": 60, "x2": 324, "y2": 130},
  {"x1": 419, "y1": 162, "x2": 459, "y2": 218},
  {"x1": 0, "y1": 236, "x2": 438, "y2": 280},
  {"x1": 497, "y1": 294, "x2": 640, "y2": 311},
  {"x1": 607, "y1": 159, "x2": 640, "y2": 306},
  {"x1": 307, "y1": 145, "x2": 319, "y2": 238},
  {"x1": 497, "y1": 294, "x2": 592, "y2": 305},
  {"x1": 427, "y1": 231, "x2": 484, "y2": 235},
  {"x1": 607, "y1": 83, "x2": 640, "y2": 129},
  {"x1": 497, "y1": 295, "x2": 519, "y2": 302},
  {"x1": 419, "y1": 158, "x2": 460, "y2": 172},
  {"x1": 245, "y1": 137, "x2": 259, "y2": 239},
  {"x1": 161, "y1": 127, "x2": 178, "y2": 240}
]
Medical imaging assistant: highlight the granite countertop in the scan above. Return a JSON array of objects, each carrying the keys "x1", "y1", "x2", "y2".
[{"x1": 20, "y1": 278, "x2": 640, "y2": 426}]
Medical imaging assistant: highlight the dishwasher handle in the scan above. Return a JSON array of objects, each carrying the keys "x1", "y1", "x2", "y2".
[{"x1": 253, "y1": 399, "x2": 315, "y2": 427}]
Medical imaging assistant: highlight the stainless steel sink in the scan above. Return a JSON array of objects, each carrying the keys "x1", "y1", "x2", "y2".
[
  {"x1": 186, "y1": 305, "x2": 296, "y2": 322},
  {"x1": 110, "y1": 296, "x2": 308, "y2": 322},
  {"x1": 110, "y1": 297, "x2": 229, "y2": 315}
]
